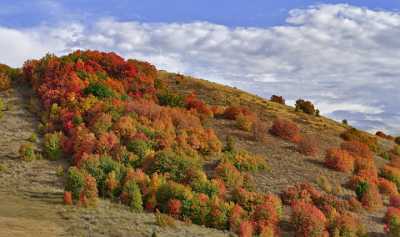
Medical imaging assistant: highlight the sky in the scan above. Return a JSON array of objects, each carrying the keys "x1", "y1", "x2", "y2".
[{"x1": 0, "y1": 1, "x2": 400, "y2": 134}]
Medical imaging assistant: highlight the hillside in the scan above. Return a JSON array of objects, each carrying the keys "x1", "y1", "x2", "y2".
[{"x1": 0, "y1": 51, "x2": 399, "y2": 237}]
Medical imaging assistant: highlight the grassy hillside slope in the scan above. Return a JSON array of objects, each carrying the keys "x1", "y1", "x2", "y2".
[{"x1": 0, "y1": 52, "x2": 399, "y2": 237}]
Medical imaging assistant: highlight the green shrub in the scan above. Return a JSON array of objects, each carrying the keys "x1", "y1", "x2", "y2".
[
  {"x1": 80, "y1": 155, "x2": 119, "y2": 196},
  {"x1": 223, "y1": 150, "x2": 267, "y2": 173},
  {"x1": 65, "y1": 167, "x2": 85, "y2": 200},
  {"x1": 215, "y1": 162, "x2": 243, "y2": 189},
  {"x1": 156, "y1": 181, "x2": 193, "y2": 212},
  {"x1": 157, "y1": 92, "x2": 184, "y2": 107},
  {"x1": 148, "y1": 150, "x2": 202, "y2": 182},
  {"x1": 181, "y1": 194, "x2": 210, "y2": 225},
  {"x1": 127, "y1": 140, "x2": 152, "y2": 161},
  {"x1": 56, "y1": 165, "x2": 64, "y2": 177},
  {"x1": 28, "y1": 133, "x2": 38, "y2": 143},
  {"x1": 84, "y1": 83, "x2": 114, "y2": 98},
  {"x1": 43, "y1": 132, "x2": 63, "y2": 160},
  {"x1": 190, "y1": 175, "x2": 219, "y2": 197},
  {"x1": 206, "y1": 198, "x2": 232, "y2": 229},
  {"x1": 121, "y1": 180, "x2": 143, "y2": 211},
  {"x1": 99, "y1": 156, "x2": 124, "y2": 190},
  {"x1": 355, "y1": 181, "x2": 369, "y2": 200},
  {"x1": 19, "y1": 143, "x2": 37, "y2": 161}
]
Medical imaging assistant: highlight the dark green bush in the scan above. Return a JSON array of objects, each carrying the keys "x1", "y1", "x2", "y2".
[
  {"x1": 121, "y1": 180, "x2": 143, "y2": 211},
  {"x1": 148, "y1": 150, "x2": 202, "y2": 182},
  {"x1": 19, "y1": 143, "x2": 37, "y2": 161},
  {"x1": 270, "y1": 95, "x2": 285, "y2": 105},
  {"x1": 127, "y1": 140, "x2": 152, "y2": 161},
  {"x1": 43, "y1": 132, "x2": 63, "y2": 160},
  {"x1": 156, "y1": 181, "x2": 193, "y2": 212},
  {"x1": 157, "y1": 92, "x2": 184, "y2": 108},
  {"x1": 65, "y1": 167, "x2": 85, "y2": 200},
  {"x1": 355, "y1": 181, "x2": 369, "y2": 200},
  {"x1": 396, "y1": 137, "x2": 400, "y2": 145},
  {"x1": 295, "y1": 99, "x2": 316, "y2": 115},
  {"x1": 191, "y1": 177, "x2": 219, "y2": 197},
  {"x1": 84, "y1": 83, "x2": 114, "y2": 98}
]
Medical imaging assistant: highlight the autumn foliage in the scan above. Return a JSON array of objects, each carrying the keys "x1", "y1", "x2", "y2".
[
  {"x1": 269, "y1": 119, "x2": 301, "y2": 143},
  {"x1": 325, "y1": 148, "x2": 354, "y2": 173},
  {"x1": 0, "y1": 73, "x2": 11, "y2": 91},
  {"x1": 20, "y1": 50, "x2": 282, "y2": 236},
  {"x1": 223, "y1": 106, "x2": 254, "y2": 120},
  {"x1": 340, "y1": 128, "x2": 379, "y2": 152},
  {"x1": 20, "y1": 49, "x2": 391, "y2": 236},
  {"x1": 291, "y1": 200, "x2": 327, "y2": 237}
]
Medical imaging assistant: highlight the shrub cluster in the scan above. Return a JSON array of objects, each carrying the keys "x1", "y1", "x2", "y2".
[
  {"x1": 235, "y1": 113, "x2": 256, "y2": 132},
  {"x1": 340, "y1": 128, "x2": 379, "y2": 152},
  {"x1": 291, "y1": 200, "x2": 328, "y2": 237},
  {"x1": 385, "y1": 207, "x2": 400, "y2": 236},
  {"x1": 21, "y1": 50, "x2": 280, "y2": 236},
  {"x1": 43, "y1": 132, "x2": 63, "y2": 160},
  {"x1": 0, "y1": 64, "x2": 16, "y2": 91},
  {"x1": 0, "y1": 73, "x2": 11, "y2": 91},
  {"x1": 295, "y1": 99, "x2": 316, "y2": 115},
  {"x1": 381, "y1": 165, "x2": 400, "y2": 190},
  {"x1": 396, "y1": 137, "x2": 400, "y2": 146},
  {"x1": 325, "y1": 148, "x2": 354, "y2": 173},
  {"x1": 340, "y1": 140, "x2": 373, "y2": 160},
  {"x1": 376, "y1": 131, "x2": 394, "y2": 140},
  {"x1": 223, "y1": 106, "x2": 253, "y2": 120},
  {"x1": 269, "y1": 119, "x2": 301, "y2": 143},
  {"x1": 184, "y1": 92, "x2": 213, "y2": 117},
  {"x1": 270, "y1": 95, "x2": 285, "y2": 105},
  {"x1": 157, "y1": 91, "x2": 184, "y2": 108},
  {"x1": 19, "y1": 143, "x2": 37, "y2": 161},
  {"x1": 282, "y1": 183, "x2": 366, "y2": 237}
]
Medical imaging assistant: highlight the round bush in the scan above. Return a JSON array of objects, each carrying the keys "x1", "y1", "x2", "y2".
[{"x1": 269, "y1": 119, "x2": 301, "y2": 143}]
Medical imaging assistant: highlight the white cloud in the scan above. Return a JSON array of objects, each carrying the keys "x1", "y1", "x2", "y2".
[
  {"x1": 316, "y1": 102, "x2": 384, "y2": 115},
  {"x1": 1, "y1": 4, "x2": 400, "y2": 134}
]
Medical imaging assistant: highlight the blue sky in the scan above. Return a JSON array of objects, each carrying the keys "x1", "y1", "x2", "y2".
[
  {"x1": 0, "y1": 1, "x2": 400, "y2": 135},
  {"x1": 1, "y1": 0, "x2": 399, "y2": 28}
]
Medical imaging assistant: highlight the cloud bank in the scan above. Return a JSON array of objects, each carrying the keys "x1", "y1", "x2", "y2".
[{"x1": 0, "y1": 4, "x2": 399, "y2": 134}]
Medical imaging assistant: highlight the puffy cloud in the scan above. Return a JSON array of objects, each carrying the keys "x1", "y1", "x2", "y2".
[
  {"x1": 0, "y1": 23, "x2": 82, "y2": 66},
  {"x1": 0, "y1": 4, "x2": 400, "y2": 134}
]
